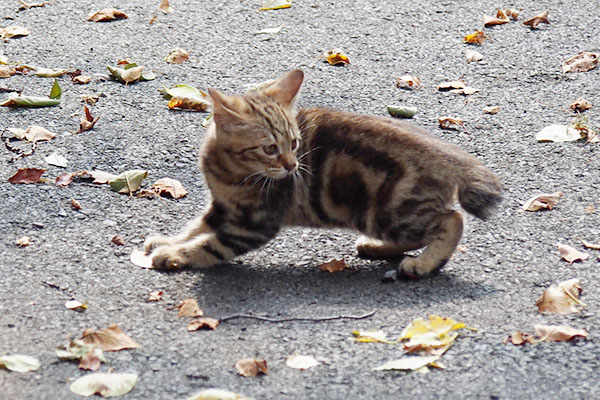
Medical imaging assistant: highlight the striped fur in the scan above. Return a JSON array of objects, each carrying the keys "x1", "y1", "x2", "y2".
[{"x1": 145, "y1": 70, "x2": 503, "y2": 277}]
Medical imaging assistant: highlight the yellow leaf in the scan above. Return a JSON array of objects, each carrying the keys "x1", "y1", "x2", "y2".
[
  {"x1": 260, "y1": 0, "x2": 291, "y2": 11},
  {"x1": 463, "y1": 30, "x2": 486, "y2": 45},
  {"x1": 352, "y1": 330, "x2": 397, "y2": 344},
  {"x1": 324, "y1": 49, "x2": 350, "y2": 65}
]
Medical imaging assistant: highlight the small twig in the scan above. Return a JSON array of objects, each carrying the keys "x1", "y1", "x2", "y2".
[{"x1": 219, "y1": 310, "x2": 376, "y2": 323}]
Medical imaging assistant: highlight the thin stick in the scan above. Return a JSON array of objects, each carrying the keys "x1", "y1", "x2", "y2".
[{"x1": 219, "y1": 310, "x2": 375, "y2": 323}]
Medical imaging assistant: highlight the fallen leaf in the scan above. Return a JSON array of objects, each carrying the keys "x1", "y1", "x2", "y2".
[
  {"x1": 73, "y1": 170, "x2": 117, "y2": 184},
  {"x1": 147, "y1": 290, "x2": 163, "y2": 302},
  {"x1": 108, "y1": 170, "x2": 148, "y2": 194},
  {"x1": 535, "y1": 124, "x2": 583, "y2": 142},
  {"x1": 570, "y1": 98, "x2": 592, "y2": 112},
  {"x1": 373, "y1": 355, "x2": 440, "y2": 371},
  {"x1": 483, "y1": 10, "x2": 510, "y2": 27},
  {"x1": 260, "y1": 0, "x2": 291, "y2": 11},
  {"x1": 323, "y1": 49, "x2": 350, "y2": 65},
  {"x1": 33, "y1": 67, "x2": 69, "y2": 77},
  {"x1": 16, "y1": 236, "x2": 30, "y2": 247},
  {"x1": 168, "y1": 96, "x2": 210, "y2": 111},
  {"x1": 235, "y1": 358, "x2": 268, "y2": 377},
  {"x1": 56, "y1": 339, "x2": 106, "y2": 371},
  {"x1": 465, "y1": 49, "x2": 484, "y2": 63},
  {"x1": 437, "y1": 80, "x2": 465, "y2": 91},
  {"x1": 244, "y1": 79, "x2": 277, "y2": 92},
  {"x1": 0, "y1": 93, "x2": 60, "y2": 107},
  {"x1": 463, "y1": 30, "x2": 486, "y2": 45},
  {"x1": 107, "y1": 65, "x2": 155, "y2": 84},
  {"x1": 18, "y1": 1, "x2": 47, "y2": 10},
  {"x1": 536, "y1": 278, "x2": 585, "y2": 315},
  {"x1": 450, "y1": 86, "x2": 479, "y2": 95},
  {"x1": 80, "y1": 324, "x2": 141, "y2": 352},
  {"x1": 558, "y1": 244, "x2": 589, "y2": 264},
  {"x1": 49, "y1": 78, "x2": 62, "y2": 99},
  {"x1": 396, "y1": 75, "x2": 421, "y2": 89},
  {"x1": 178, "y1": 299, "x2": 204, "y2": 318},
  {"x1": 400, "y1": 315, "x2": 467, "y2": 340},
  {"x1": 162, "y1": 84, "x2": 210, "y2": 111},
  {"x1": 319, "y1": 259, "x2": 347, "y2": 273},
  {"x1": 504, "y1": 9, "x2": 520, "y2": 20},
  {"x1": 254, "y1": 25, "x2": 284, "y2": 35},
  {"x1": 71, "y1": 199, "x2": 82, "y2": 210},
  {"x1": 151, "y1": 178, "x2": 188, "y2": 199},
  {"x1": 81, "y1": 93, "x2": 101, "y2": 104},
  {"x1": 87, "y1": 8, "x2": 128, "y2": 22},
  {"x1": 387, "y1": 105, "x2": 418, "y2": 119},
  {"x1": 352, "y1": 329, "x2": 396, "y2": 344},
  {"x1": 8, "y1": 168, "x2": 45, "y2": 184},
  {"x1": 157, "y1": 0, "x2": 173, "y2": 13},
  {"x1": 72, "y1": 75, "x2": 92, "y2": 84},
  {"x1": 562, "y1": 52, "x2": 599, "y2": 73},
  {"x1": 187, "y1": 318, "x2": 219, "y2": 331},
  {"x1": 0, "y1": 355, "x2": 41, "y2": 373},
  {"x1": 571, "y1": 114, "x2": 599, "y2": 143},
  {"x1": 76, "y1": 105, "x2": 100, "y2": 133},
  {"x1": 45, "y1": 153, "x2": 68, "y2": 168},
  {"x1": 285, "y1": 354, "x2": 319, "y2": 370},
  {"x1": 482, "y1": 105, "x2": 500, "y2": 114},
  {"x1": 582, "y1": 239, "x2": 600, "y2": 250},
  {"x1": 0, "y1": 26, "x2": 30, "y2": 39},
  {"x1": 534, "y1": 325, "x2": 587, "y2": 342},
  {"x1": 186, "y1": 389, "x2": 250, "y2": 400},
  {"x1": 165, "y1": 48, "x2": 189, "y2": 64},
  {"x1": 523, "y1": 10, "x2": 550, "y2": 29},
  {"x1": 503, "y1": 331, "x2": 534, "y2": 345},
  {"x1": 0, "y1": 65, "x2": 17, "y2": 78},
  {"x1": 56, "y1": 173, "x2": 73, "y2": 186},
  {"x1": 24, "y1": 125, "x2": 56, "y2": 142},
  {"x1": 65, "y1": 300, "x2": 88, "y2": 311},
  {"x1": 111, "y1": 235, "x2": 125, "y2": 246},
  {"x1": 69, "y1": 373, "x2": 137, "y2": 397},
  {"x1": 130, "y1": 249, "x2": 153, "y2": 269},
  {"x1": 522, "y1": 191, "x2": 563, "y2": 211},
  {"x1": 438, "y1": 116, "x2": 464, "y2": 130}
]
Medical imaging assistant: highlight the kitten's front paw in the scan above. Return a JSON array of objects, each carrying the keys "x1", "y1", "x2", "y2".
[
  {"x1": 150, "y1": 246, "x2": 187, "y2": 269},
  {"x1": 144, "y1": 235, "x2": 175, "y2": 255},
  {"x1": 399, "y1": 256, "x2": 441, "y2": 279}
]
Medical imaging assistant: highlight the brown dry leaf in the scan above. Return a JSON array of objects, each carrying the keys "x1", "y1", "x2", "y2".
[
  {"x1": 71, "y1": 199, "x2": 82, "y2": 210},
  {"x1": 151, "y1": 178, "x2": 188, "y2": 199},
  {"x1": 463, "y1": 30, "x2": 486, "y2": 45},
  {"x1": 111, "y1": 235, "x2": 125, "y2": 246},
  {"x1": 323, "y1": 49, "x2": 350, "y2": 66},
  {"x1": 80, "y1": 324, "x2": 141, "y2": 352},
  {"x1": 235, "y1": 358, "x2": 268, "y2": 377},
  {"x1": 157, "y1": 0, "x2": 173, "y2": 13},
  {"x1": 0, "y1": 26, "x2": 30, "y2": 39},
  {"x1": 0, "y1": 65, "x2": 17, "y2": 78},
  {"x1": 178, "y1": 299, "x2": 204, "y2": 318},
  {"x1": 523, "y1": 10, "x2": 549, "y2": 29},
  {"x1": 437, "y1": 80, "x2": 465, "y2": 91},
  {"x1": 438, "y1": 116, "x2": 464, "y2": 130},
  {"x1": 534, "y1": 325, "x2": 587, "y2": 342},
  {"x1": 396, "y1": 75, "x2": 421, "y2": 89},
  {"x1": 504, "y1": 9, "x2": 520, "y2": 20},
  {"x1": 450, "y1": 86, "x2": 479, "y2": 95},
  {"x1": 582, "y1": 239, "x2": 600, "y2": 250},
  {"x1": 78, "y1": 350, "x2": 102, "y2": 371},
  {"x1": 167, "y1": 97, "x2": 210, "y2": 111},
  {"x1": 465, "y1": 49, "x2": 484, "y2": 63},
  {"x1": 12, "y1": 125, "x2": 56, "y2": 143},
  {"x1": 8, "y1": 168, "x2": 45, "y2": 184},
  {"x1": 76, "y1": 106, "x2": 100, "y2": 133},
  {"x1": 187, "y1": 318, "x2": 219, "y2": 331},
  {"x1": 87, "y1": 8, "x2": 128, "y2": 22},
  {"x1": 16, "y1": 236, "x2": 30, "y2": 247},
  {"x1": 319, "y1": 259, "x2": 347, "y2": 273},
  {"x1": 503, "y1": 331, "x2": 534, "y2": 345},
  {"x1": 558, "y1": 244, "x2": 589, "y2": 264},
  {"x1": 72, "y1": 75, "x2": 91, "y2": 84},
  {"x1": 56, "y1": 173, "x2": 73, "y2": 187},
  {"x1": 482, "y1": 105, "x2": 500, "y2": 114},
  {"x1": 165, "y1": 48, "x2": 189, "y2": 64},
  {"x1": 562, "y1": 52, "x2": 599, "y2": 73},
  {"x1": 18, "y1": 1, "x2": 47, "y2": 10},
  {"x1": 521, "y1": 192, "x2": 563, "y2": 211},
  {"x1": 483, "y1": 10, "x2": 510, "y2": 27},
  {"x1": 536, "y1": 278, "x2": 585, "y2": 315},
  {"x1": 121, "y1": 66, "x2": 143, "y2": 84},
  {"x1": 147, "y1": 290, "x2": 163, "y2": 302},
  {"x1": 570, "y1": 98, "x2": 592, "y2": 112}
]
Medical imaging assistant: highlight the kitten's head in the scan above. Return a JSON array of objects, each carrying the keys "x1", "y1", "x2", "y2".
[{"x1": 208, "y1": 69, "x2": 304, "y2": 180}]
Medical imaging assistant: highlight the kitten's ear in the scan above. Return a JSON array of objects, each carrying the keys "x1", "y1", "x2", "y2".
[
  {"x1": 209, "y1": 88, "x2": 250, "y2": 131},
  {"x1": 264, "y1": 69, "x2": 304, "y2": 110}
]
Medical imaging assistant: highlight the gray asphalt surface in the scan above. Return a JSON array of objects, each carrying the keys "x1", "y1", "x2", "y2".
[{"x1": 1, "y1": 1, "x2": 600, "y2": 399}]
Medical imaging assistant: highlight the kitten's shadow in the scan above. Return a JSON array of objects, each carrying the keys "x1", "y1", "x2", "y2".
[{"x1": 189, "y1": 262, "x2": 498, "y2": 318}]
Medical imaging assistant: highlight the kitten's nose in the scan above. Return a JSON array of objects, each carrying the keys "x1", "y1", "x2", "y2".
[{"x1": 281, "y1": 154, "x2": 297, "y2": 172}]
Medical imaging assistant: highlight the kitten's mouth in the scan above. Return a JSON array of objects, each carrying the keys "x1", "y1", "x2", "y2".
[{"x1": 266, "y1": 168, "x2": 294, "y2": 180}]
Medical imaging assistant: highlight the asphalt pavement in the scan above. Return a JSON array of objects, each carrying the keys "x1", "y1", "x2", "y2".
[{"x1": 1, "y1": 0, "x2": 599, "y2": 399}]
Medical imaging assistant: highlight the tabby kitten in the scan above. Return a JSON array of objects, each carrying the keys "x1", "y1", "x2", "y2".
[{"x1": 144, "y1": 69, "x2": 502, "y2": 277}]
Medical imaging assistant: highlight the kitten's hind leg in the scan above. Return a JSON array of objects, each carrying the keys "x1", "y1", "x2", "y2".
[
  {"x1": 355, "y1": 236, "x2": 407, "y2": 260},
  {"x1": 399, "y1": 211, "x2": 463, "y2": 278}
]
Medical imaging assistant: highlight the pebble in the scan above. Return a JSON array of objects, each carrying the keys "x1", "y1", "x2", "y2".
[{"x1": 382, "y1": 269, "x2": 398, "y2": 282}]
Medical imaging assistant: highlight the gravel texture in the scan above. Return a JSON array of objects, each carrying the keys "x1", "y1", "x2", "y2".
[{"x1": 1, "y1": 1, "x2": 599, "y2": 399}]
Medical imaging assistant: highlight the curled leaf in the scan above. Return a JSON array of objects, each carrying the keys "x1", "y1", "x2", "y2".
[
  {"x1": 0, "y1": 65, "x2": 17, "y2": 78},
  {"x1": 562, "y1": 52, "x2": 598, "y2": 74},
  {"x1": 465, "y1": 49, "x2": 484, "y2": 63},
  {"x1": 523, "y1": 10, "x2": 549, "y2": 29},
  {"x1": 504, "y1": 9, "x2": 520, "y2": 20},
  {"x1": 319, "y1": 259, "x2": 347, "y2": 273},
  {"x1": 482, "y1": 105, "x2": 500, "y2": 114},
  {"x1": 522, "y1": 191, "x2": 563, "y2": 211},
  {"x1": 178, "y1": 298, "x2": 204, "y2": 318},
  {"x1": 0, "y1": 355, "x2": 40, "y2": 373},
  {"x1": 49, "y1": 79, "x2": 62, "y2": 99},
  {"x1": 260, "y1": 0, "x2": 291, "y2": 11},
  {"x1": 483, "y1": 10, "x2": 510, "y2": 27},
  {"x1": 87, "y1": 8, "x2": 128, "y2": 22},
  {"x1": 387, "y1": 105, "x2": 417, "y2": 119},
  {"x1": 80, "y1": 324, "x2": 141, "y2": 352},
  {"x1": 157, "y1": 0, "x2": 173, "y2": 14},
  {"x1": 34, "y1": 67, "x2": 69, "y2": 77},
  {"x1": 150, "y1": 178, "x2": 188, "y2": 199},
  {"x1": 0, "y1": 26, "x2": 30, "y2": 39},
  {"x1": 437, "y1": 80, "x2": 465, "y2": 91},
  {"x1": 168, "y1": 96, "x2": 209, "y2": 111},
  {"x1": 535, "y1": 125, "x2": 583, "y2": 142},
  {"x1": 147, "y1": 290, "x2": 163, "y2": 302},
  {"x1": 581, "y1": 239, "x2": 600, "y2": 250},
  {"x1": 235, "y1": 358, "x2": 268, "y2": 377},
  {"x1": 373, "y1": 355, "x2": 440, "y2": 371},
  {"x1": 396, "y1": 75, "x2": 421, "y2": 89},
  {"x1": 8, "y1": 168, "x2": 45, "y2": 184},
  {"x1": 76, "y1": 106, "x2": 100, "y2": 133},
  {"x1": 165, "y1": 48, "x2": 189, "y2": 64},
  {"x1": 557, "y1": 244, "x2": 589, "y2": 264},
  {"x1": 187, "y1": 318, "x2": 219, "y2": 331},
  {"x1": 323, "y1": 49, "x2": 350, "y2": 65},
  {"x1": 69, "y1": 373, "x2": 137, "y2": 397},
  {"x1": 536, "y1": 278, "x2": 585, "y2": 315},
  {"x1": 570, "y1": 98, "x2": 592, "y2": 112},
  {"x1": 463, "y1": 30, "x2": 486, "y2": 45},
  {"x1": 534, "y1": 325, "x2": 587, "y2": 342},
  {"x1": 108, "y1": 170, "x2": 148, "y2": 194},
  {"x1": 73, "y1": 75, "x2": 92, "y2": 84},
  {"x1": 352, "y1": 329, "x2": 396, "y2": 344},
  {"x1": 16, "y1": 236, "x2": 30, "y2": 247},
  {"x1": 0, "y1": 93, "x2": 60, "y2": 107},
  {"x1": 503, "y1": 331, "x2": 534, "y2": 345},
  {"x1": 438, "y1": 116, "x2": 464, "y2": 130}
]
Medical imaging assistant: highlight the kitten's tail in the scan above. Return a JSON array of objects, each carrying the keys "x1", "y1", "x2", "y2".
[{"x1": 458, "y1": 164, "x2": 503, "y2": 220}]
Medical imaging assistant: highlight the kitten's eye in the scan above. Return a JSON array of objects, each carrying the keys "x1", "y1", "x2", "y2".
[
  {"x1": 263, "y1": 144, "x2": 279, "y2": 155},
  {"x1": 291, "y1": 139, "x2": 299, "y2": 151}
]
